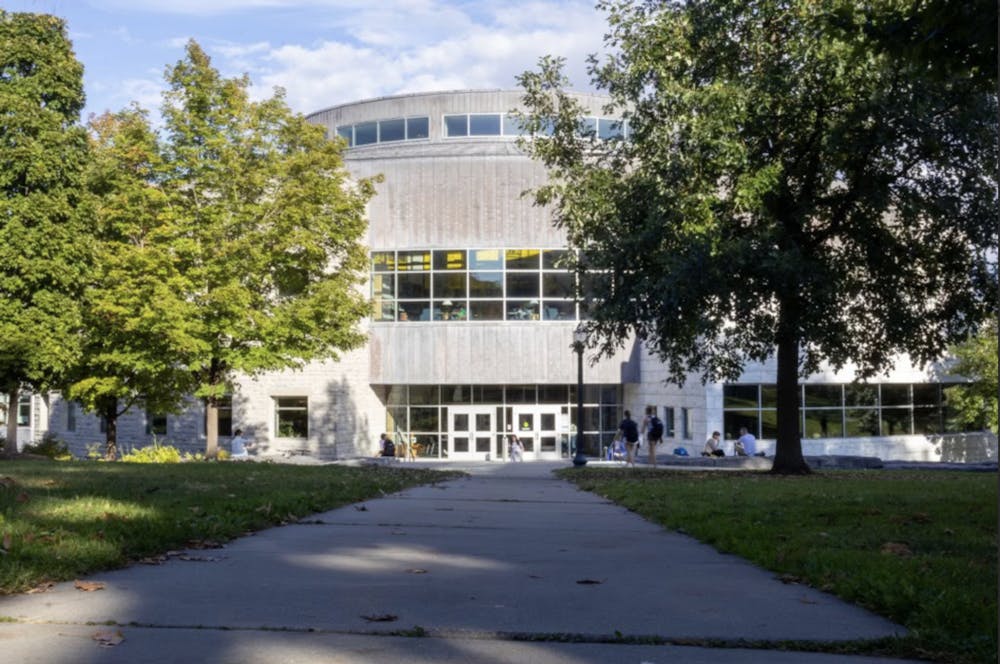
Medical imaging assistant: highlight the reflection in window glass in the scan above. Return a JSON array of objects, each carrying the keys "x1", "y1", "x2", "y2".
[
  {"x1": 410, "y1": 407, "x2": 439, "y2": 431},
  {"x1": 507, "y1": 385, "x2": 536, "y2": 404},
  {"x1": 379, "y1": 118, "x2": 405, "y2": 142},
  {"x1": 336, "y1": 126, "x2": 352, "y2": 146},
  {"x1": 538, "y1": 385, "x2": 568, "y2": 403},
  {"x1": 506, "y1": 273, "x2": 539, "y2": 298},
  {"x1": 355, "y1": 121, "x2": 377, "y2": 145},
  {"x1": 433, "y1": 250, "x2": 466, "y2": 270},
  {"x1": 761, "y1": 384, "x2": 779, "y2": 408},
  {"x1": 444, "y1": 114, "x2": 468, "y2": 137},
  {"x1": 397, "y1": 273, "x2": 430, "y2": 298},
  {"x1": 409, "y1": 386, "x2": 438, "y2": 405},
  {"x1": 433, "y1": 272, "x2": 466, "y2": 298},
  {"x1": 470, "y1": 249, "x2": 503, "y2": 269},
  {"x1": 845, "y1": 384, "x2": 878, "y2": 406},
  {"x1": 507, "y1": 300, "x2": 539, "y2": 320},
  {"x1": 912, "y1": 384, "x2": 939, "y2": 406},
  {"x1": 881, "y1": 384, "x2": 910, "y2": 407},
  {"x1": 372, "y1": 252, "x2": 395, "y2": 271},
  {"x1": 598, "y1": 118, "x2": 624, "y2": 140},
  {"x1": 804, "y1": 384, "x2": 842, "y2": 408},
  {"x1": 407, "y1": 116, "x2": 429, "y2": 139},
  {"x1": 469, "y1": 271, "x2": 503, "y2": 297},
  {"x1": 723, "y1": 385, "x2": 758, "y2": 409},
  {"x1": 396, "y1": 251, "x2": 430, "y2": 271},
  {"x1": 502, "y1": 114, "x2": 526, "y2": 135},
  {"x1": 845, "y1": 409, "x2": 878, "y2": 436},
  {"x1": 881, "y1": 408, "x2": 911, "y2": 435},
  {"x1": 578, "y1": 117, "x2": 597, "y2": 136},
  {"x1": 275, "y1": 397, "x2": 308, "y2": 438},
  {"x1": 441, "y1": 385, "x2": 471, "y2": 404},
  {"x1": 724, "y1": 410, "x2": 758, "y2": 439},
  {"x1": 804, "y1": 410, "x2": 843, "y2": 438},
  {"x1": 542, "y1": 272, "x2": 574, "y2": 298},
  {"x1": 505, "y1": 249, "x2": 540, "y2": 269},
  {"x1": 542, "y1": 250, "x2": 570, "y2": 269},
  {"x1": 913, "y1": 407, "x2": 943, "y2": 434},
  {"x1": 469, "y1": 114, "x2": 501, "y2": 135}
]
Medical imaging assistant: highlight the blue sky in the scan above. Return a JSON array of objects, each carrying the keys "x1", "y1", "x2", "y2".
[{"x1": 5, "y1": 0, "x2": 608, "y2": 121}]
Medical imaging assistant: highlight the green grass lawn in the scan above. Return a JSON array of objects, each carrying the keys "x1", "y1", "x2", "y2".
[
  {"x1": 558, "y1": 467, "x2": 998, "y2": 664},
  {"x1": 0, "y1": 460, "x2": 459, "y2": 595}
]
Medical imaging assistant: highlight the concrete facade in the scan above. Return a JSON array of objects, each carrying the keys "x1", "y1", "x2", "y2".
[{"x1": 11, "y1": 90, "x2": 996, "y2": 464}]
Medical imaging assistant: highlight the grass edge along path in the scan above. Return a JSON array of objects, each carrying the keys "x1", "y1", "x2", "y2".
[
  {"x1": 0, "y1": 461, "x2": 461, "y2": 596},
  {"x1": 557, "y1": 467, "x2": 997, "y2": 664}
]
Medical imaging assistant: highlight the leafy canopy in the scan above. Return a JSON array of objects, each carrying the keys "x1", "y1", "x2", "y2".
[{"x1": 518, "y1": 0, "x2": 997, "y2": 471}]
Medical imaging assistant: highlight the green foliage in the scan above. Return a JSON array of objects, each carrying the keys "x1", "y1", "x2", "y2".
[
  {"x1": 119, "y1": 441, "x2": 183, "y2": 464},
  {"x1": 944, "y1": 317, "x2": 999, "y2": 433},
  {"x1": 0, "y1": 12, "x2": 91, "y2": 402},
  {"x1": 518, "y1": 1, "x2": 998, "y2": 472},
  {"x1": 562, "y1": 468, "x2": 997, "y2": 664},
  {"x1": 21, "y1": 433, "x2": 70, "y2": 460},
  {"x1": 0, "y1": 461, "x2": 460, "y2": 594},
  {"x1": 104, "y1": 41, "x2": 377, "y2": 457}
]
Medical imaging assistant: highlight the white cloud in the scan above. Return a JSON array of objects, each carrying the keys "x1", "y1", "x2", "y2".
[{"x1": 223, "y1": 1, "x2": 607, "y2": 114}]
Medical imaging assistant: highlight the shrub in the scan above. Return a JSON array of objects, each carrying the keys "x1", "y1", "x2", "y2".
[
  {"x1": 22, "y1": 433, "x2": 72, "y2": 460},
  {"x1": 120, "y1": 441, "x2": 182, "y2": 464}
]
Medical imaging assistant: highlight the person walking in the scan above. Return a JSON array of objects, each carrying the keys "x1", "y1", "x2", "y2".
[
  {"x1": 617, "y1": 410, "x2": 640, "y2": 467},
  {"x1": 642, "y1": 406, "x2": 663, "y2": 467}
]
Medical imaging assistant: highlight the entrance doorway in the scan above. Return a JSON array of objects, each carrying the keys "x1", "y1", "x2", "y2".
[
  {"x1": 448, "y1": 406, "x2": 495, "y2": 460},
  {"x1": 511, "y1": 406, "x2": 566, "y2": 460}
]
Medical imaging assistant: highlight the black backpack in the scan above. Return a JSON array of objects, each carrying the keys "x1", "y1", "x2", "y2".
[
  {"x1": 622, "y1": 418, "x2": 639, "y2": 443},
  {"x1": 649, "y1": 416, "x2": 664, "y2": 439},
  {"x1": 383, "y1": 440, "x2": 396, "y2": 457}
]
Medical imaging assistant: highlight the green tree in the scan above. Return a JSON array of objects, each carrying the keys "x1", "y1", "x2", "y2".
[
  {"x1": 944, "y1": 317, "x2": 998, "y2": 433},
  {"x1": 70, "y1": 108, "x2": 204, "y2": 459},
  {"x1": 0, "y1": 12, "x2": 90, "y2": 457},
  {"x1": 518, "y1": 1, "x2": 997, "y2": 473},
  {"x1": 158, "y1": 42, "x2": 375, "y2": 458}
]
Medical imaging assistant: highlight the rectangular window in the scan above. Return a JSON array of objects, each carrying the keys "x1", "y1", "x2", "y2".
[
  {"x1": 443, "y1": 114, "x2": 468, "y2": 137},
  {"x1": 880, "y1": 384, "x2": 911, "y2": 407},
  {"x1": 66, "y1": 401, "x2": 76, "y2": 432},
  {"x1": 804, "y1": 384, "x2": 842, "y2": 408},
  {"x1": 396, "y1": 250, "x2": 431, "y2": 271},
  {"x1": 146, "y1": 411, "x2": 167, "y2": 436},
  {"x1": 215, "y1": 396, "x2": 233, "y2": 437},
  {"x1": 336, "y1": 126, "x2": 353, "y2": 146},
  {"x1": 354, "y1": 121, "x2": 377, "y2": 145},
  {"x1": 723, "y1": 385, "x2": 758, "y2": 409},
  {"x1": 17, "y1": 395, "x2": 31, "y2": 426},
  {"x1": 433, "y1": 249, "x2": 466, "y2": 270},
  {"x1": 469, "y1": 113, "x2": 501, "y2": 135},
  {"x1": 803, "y1": 410, "x2": 843, "y2": 438},
  {"x1": 598, "y1": 118, "x2": 624, "y2": 140},
  {"x1": 505, "y1": 249, "x2": 541, "y2": 269},
  {"x1": 469, "y1": 271, "x2": 503, "y2": 297},
  {"x1": 663, "y1": 407, "x2": 675, "y2": 438},
  {"x1": 681, "y1": 407, "x2": 692, "y2": 439},
  {"x1": 406, "y1": 116, "x2": 429, "y2": 139},
  {"x1": 379, "y1": 118, "x2": 405, "y2": 142},
  {"x1": 372, "y1": 251, "x2": 395, "y2": 272},
  {"x1": 502, "y1": 114, "x2": 527, "y2": 135},
  {"x1": 275, "y1": 397, "x2": 308, "y2": 438},
  {"x1": 470, "y1": 249, "x2": 503, "y2": 269}
]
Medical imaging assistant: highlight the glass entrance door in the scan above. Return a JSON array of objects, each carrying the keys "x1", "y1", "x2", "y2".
[
  {"x1": 512, "y1": 406, "x2": 563, "y2": 460},
  {"x1": 448, "y1": 406, "x2": 495, "y2": 460}
]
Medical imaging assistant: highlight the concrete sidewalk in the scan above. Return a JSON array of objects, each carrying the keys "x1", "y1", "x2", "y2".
[{"x1": 0, "y1": 460, "x2": 917, "y2": 663}]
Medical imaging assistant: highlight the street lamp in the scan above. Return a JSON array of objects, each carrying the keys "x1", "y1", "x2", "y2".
[{"x1": 572, "y1": 323, "x2": 588, "y2": 467}]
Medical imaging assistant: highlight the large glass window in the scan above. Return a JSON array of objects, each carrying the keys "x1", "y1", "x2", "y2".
[
  {"x1": 444, "y1": 114, "x2": 468, "y2": 137},
  {"x1": 469, "y1": 114, "x2": 501, "y2": 135},
  {"x1": 373, "y1": 249, "x2": 580, "y2": 323},
  {"x1": 337, "y1": 116, "x2": 429, "y2": 147},
  {"x1": 355, "y1": 121, "x2": 377, "y2": 145},
  {"x1": 379, "y1": 118, "x2": 405, "y2": 142},
  {"x1": 407, "y1": 116, "x2": 429, "y2": 139},
  {"x1": 275, "y1": 397, "x2": 308, "y2": 438}
]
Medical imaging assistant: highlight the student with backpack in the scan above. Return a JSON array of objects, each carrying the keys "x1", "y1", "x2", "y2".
[
  {"x1": 378, "y1": 432, "x2": 396, "y2": 458},
  {"x1": 617, "y1": 410, "x2": 640, "y2": 467},
  {"x1": 643, "y1": 406, "x2": 664, "y2": 467}
]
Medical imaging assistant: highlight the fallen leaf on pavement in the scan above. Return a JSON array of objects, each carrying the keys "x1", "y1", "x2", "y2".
[
  {"x1": 74, "y1": 580, "x2": 105, "y2": 592},
  {"x1": 361, "y1": 613, "x2": 398, "y2": 622},
  {"x1": 92, "y1": 629, "x2": 124, "y2": 647},
  {"x1": 27, "y1": 582, "x2": 55, "y2": 594}
]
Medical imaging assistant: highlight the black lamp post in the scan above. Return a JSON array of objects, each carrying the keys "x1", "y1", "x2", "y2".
[{"x1": 572, "y1": 324, "x2": 588, "y2": 467}]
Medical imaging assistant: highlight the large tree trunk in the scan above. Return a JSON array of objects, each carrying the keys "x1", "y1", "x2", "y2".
[
  {"x1": 101, "y1": 398, "x2": 119, "y2": 461},
  {"x1": 771, "y1": 333, "x2": 811, "y2": 474},
  {"x1": 205, "y1": 398, "x2": 219, "y2": 460},
  {"x1": 3, "y1": 387, "x2": 20, "y2": 459}
]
